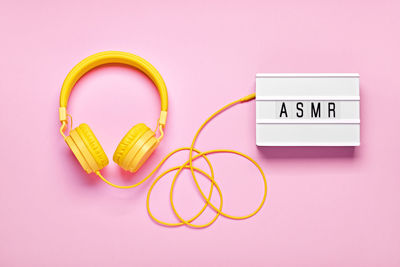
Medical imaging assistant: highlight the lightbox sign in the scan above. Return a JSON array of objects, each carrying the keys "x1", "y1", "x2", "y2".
[{"x1": 256, "y1": 73, "x2": 360, "y2": 146}]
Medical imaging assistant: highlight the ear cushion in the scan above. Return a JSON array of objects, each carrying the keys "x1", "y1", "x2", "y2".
[
  {"x1": 76, "y1": 124, "x2": 109, "y2": 168},
  {"x1": 113, "y1": 123, "x2": 159, "y2": 172},
  {"x1": 113, "y1": 123, "x2": 148, "y2": 165},
  {"x1": 65, "y1": 123, "x2": 109, "y2": 173}
]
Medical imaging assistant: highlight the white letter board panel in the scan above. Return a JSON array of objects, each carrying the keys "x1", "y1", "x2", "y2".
[{"x1": 256, "y1": 73, "x2": 360, "y2": 146}]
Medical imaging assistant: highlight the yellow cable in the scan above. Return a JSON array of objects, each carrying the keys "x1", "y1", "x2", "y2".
[{"x1": 96, "y1": 93, "x2": 267, "y2": 228}]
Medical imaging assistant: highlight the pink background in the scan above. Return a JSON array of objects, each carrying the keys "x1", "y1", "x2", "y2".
[{"x1": 1, "y1": 0, "x2": 400, "y2": 266}]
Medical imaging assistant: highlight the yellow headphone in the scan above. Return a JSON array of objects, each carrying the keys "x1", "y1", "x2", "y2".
[
  {"x1": 59, "y1": 51, "x2": 168, "y2": 174},
  {"x1": 59, "y1": 51, "x2": 267, "y2": 228}
]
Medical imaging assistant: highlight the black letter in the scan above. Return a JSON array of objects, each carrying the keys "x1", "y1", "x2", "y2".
[
  {"x1": 328, "y1": 102, "x2": 336, "y2": 118},
  {"x1": 296, "y1": 102, "x2": 303, "y2": 117},
  {"x1": 311, "y1": 102, "x2": 321, "y2": 118},
  {"x1": 279, "y1": 102, "x2": 288, "y2": 118}
]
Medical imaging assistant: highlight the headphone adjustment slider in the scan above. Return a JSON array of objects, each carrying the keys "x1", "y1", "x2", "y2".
[
  {"x1": 59, "y1": 107, "x2": 68, "y2": 123},
  {"x1": 158, "y1": 111, "x2": 167, "y2": 127}
]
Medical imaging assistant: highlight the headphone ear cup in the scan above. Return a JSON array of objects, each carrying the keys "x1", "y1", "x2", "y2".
[
  {"x1": 65, "y1": 123, "x2": 109, "y2": 173},
  {"x1": 113, "y1": 123, "x2": 159, "y2": 172}
]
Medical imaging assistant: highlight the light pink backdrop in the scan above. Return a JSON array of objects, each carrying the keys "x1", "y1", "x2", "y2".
[{"x1": 1, "y1": 0, "x2": 400, "y2": 266}]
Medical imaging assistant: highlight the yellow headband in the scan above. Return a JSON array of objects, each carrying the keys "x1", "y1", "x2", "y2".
[{"x1": 59, "y1": 51, "x2": 168, "y2": 126}]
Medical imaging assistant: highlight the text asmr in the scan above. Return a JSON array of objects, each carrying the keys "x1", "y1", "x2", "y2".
[{"x1": 277, "y1": 101, "x2": 338, "y2": 119}]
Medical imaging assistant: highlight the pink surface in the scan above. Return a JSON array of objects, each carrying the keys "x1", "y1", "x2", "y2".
[{"x1": 1, "y1": 0, "x2": 400, "y2": 266}]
